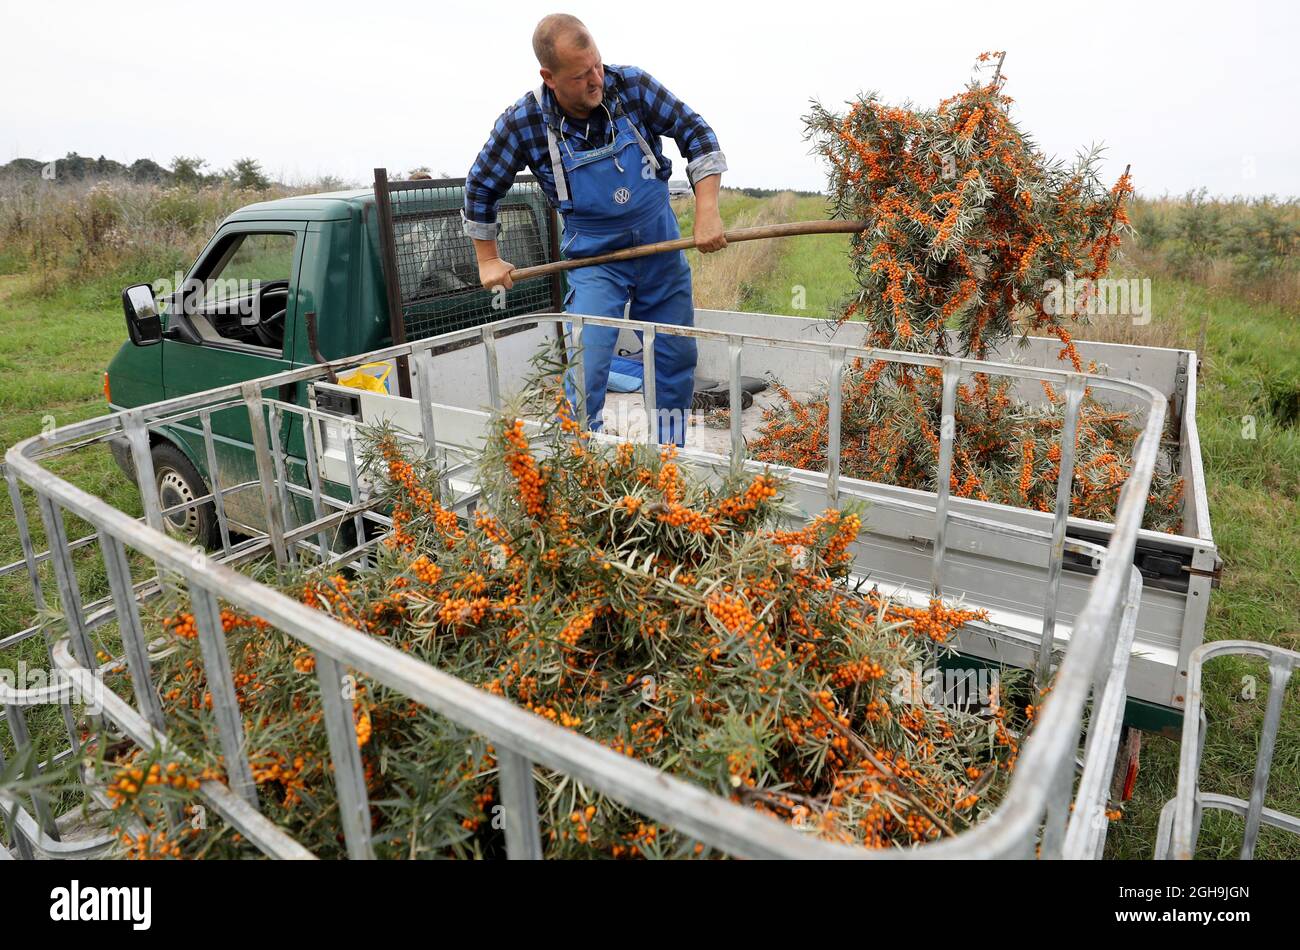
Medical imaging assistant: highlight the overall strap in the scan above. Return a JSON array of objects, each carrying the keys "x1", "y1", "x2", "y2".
[
  {"x1": 607, "y1": 70, "x2": 661, "y2": 172},
  {"x1": 533, "y1": 85, "x2": 569, "y2": 204},
  {"x1": 619, "y1": 105, "x2": 661, "y2": 172}
]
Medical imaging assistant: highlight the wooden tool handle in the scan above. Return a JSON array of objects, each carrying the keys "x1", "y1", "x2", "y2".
[{"x1": 507, "y1": 219, "x2": 869, "y2": 283}]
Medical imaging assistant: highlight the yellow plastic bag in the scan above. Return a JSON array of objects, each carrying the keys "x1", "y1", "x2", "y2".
[{"x1": 338, "y1": 362, "x2": 392, "y2": 394}]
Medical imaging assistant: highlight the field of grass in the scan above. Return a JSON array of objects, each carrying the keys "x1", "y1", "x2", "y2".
[
  {"x1": 0, "y1": 272, "x2": 143, "y2": 628},
  {"x1": 0, "y1": 185, "x2": 1296, "y2": 859}
]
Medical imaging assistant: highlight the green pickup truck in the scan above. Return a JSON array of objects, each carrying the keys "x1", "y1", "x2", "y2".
[{"x1": 108, "y1": 176, "x2": 562, "y2": 546}]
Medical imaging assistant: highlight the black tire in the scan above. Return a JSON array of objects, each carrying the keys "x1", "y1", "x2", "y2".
[{"x1": 152, "y1": 443, "x2": 218, "y2": 549}]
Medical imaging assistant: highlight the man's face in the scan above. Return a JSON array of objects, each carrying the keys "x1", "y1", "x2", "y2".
[{"x1": 543, "y1": 36, "x2": 604, "y2": 118}]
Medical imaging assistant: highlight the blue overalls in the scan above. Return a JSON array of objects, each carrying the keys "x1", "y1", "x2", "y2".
[{"x1": 533, "y1": 86, "x2": 697, "y2": 445}]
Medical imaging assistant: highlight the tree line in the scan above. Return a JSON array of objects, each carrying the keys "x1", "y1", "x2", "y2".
[{"x1": 0, "y1": 153, "x2": 274, "y2": 190}]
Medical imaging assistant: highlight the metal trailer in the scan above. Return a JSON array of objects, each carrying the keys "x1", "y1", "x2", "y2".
[
  {"x1": 314, "y1": 309, "x2": 1219, "y2": 727},
  {"x1": 4, "y1": 311, "x2": 1165, "y2": 860},
  {"x1": 1155, "y1": 641, "x2": 1300, "y2": 860}
]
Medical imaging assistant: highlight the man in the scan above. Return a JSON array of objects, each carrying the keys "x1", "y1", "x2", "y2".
[{"x1": 463, "y1": 14, "x2": 727, "y2": 445}]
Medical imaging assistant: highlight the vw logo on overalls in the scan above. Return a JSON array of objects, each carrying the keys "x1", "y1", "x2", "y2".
[{"x1": 613, "y1": 187, "x2": 631, "y2": 205}]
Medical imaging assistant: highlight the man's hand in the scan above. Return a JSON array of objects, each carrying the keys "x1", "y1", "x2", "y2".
[
  {"x1": 693, "y1": 207, "x2": 727, "y2": 253},
  {"x1": 479, "y1": 257, "x2": 516, "y2": 290}
]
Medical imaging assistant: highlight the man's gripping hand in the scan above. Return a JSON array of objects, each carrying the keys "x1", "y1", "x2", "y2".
[
  {"x1": 693, "y1": 208, "x2": 727, "y2": 253},
  {"x1": 479, "y1": 257, "x2": 516, "y2": 290}
]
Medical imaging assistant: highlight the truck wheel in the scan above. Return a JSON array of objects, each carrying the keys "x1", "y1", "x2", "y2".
[{"x1": 152, "y1": 444, "x2": 218, "y2": 549}]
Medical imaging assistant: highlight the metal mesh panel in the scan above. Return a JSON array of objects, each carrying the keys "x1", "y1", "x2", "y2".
[{"x1": 378, "y1": 175, "x2": 560, "y2": 343}]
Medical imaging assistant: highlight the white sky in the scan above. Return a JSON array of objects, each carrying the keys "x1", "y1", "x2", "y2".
[{"x1": 2, "y1": 0, "x2": 1297, "y2": 197}]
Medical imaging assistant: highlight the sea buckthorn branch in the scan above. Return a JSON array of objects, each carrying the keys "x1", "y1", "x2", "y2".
[
  {"x1": 102, "y1": 367, "x2": 1029, "y2": 857},
  {"x1": 771, "y1": 55, "x2": 1183, "y2": 533}
]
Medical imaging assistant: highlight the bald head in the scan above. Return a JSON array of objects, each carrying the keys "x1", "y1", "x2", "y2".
[{"x1": 532, "y1": 14, "x2": 592, "y2": 70}]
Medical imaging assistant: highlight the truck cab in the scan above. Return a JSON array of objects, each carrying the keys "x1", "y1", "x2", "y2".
[{"x1": 107, "y1": 178, "x2": 561, "y2": 544}]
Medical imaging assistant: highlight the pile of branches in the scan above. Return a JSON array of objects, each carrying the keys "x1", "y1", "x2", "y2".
[
  {"x1": 750, "y1": 53, "x2": 1183, "y2": 533},
  {"x1": 92, "y1": 369, "x2": 1031, "y2": 859},
  {"x1": 751, "y1": 364, "x2": 1185, "y2": 532}
]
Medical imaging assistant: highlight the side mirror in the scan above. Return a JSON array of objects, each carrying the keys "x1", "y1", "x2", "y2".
[{"x1": 122, "y1": 283, "x2": 162, "y2": 346}]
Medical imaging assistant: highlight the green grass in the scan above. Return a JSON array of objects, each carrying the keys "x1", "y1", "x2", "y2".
[
  {"x1": 0, "y1": 272, "x2": 142, "y2": 722},
  {"x1": 1104, "y1": 282, "x2": 1300, "y2": 859},
  {"x1": 742, "y1": 195, "x2": 856, "y2": 319}
]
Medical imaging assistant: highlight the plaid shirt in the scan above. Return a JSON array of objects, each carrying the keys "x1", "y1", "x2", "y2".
[{"x1": 462, "y1": 64, "x2": 726, "y2": 239}]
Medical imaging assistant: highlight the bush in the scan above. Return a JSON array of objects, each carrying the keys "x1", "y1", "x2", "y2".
[
  {"x1": 1122, "y1": 192, "x2": 1299, "y2": 312},
  {"x1": 0, "y1": 177, "x2": 316, "y2": 292}
]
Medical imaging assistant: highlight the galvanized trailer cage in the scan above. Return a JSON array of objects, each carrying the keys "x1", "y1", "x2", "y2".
[
  {"x1": 3, "y1": 312, "x2": 1164, "y2": 860},
  {"x1": 1155, "y1": 641, "x2": 1300, "y2": 859}
]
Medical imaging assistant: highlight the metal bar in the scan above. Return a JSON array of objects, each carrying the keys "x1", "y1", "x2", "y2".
[
  {"x1": 497, "y1": 747, "x2": 544, "y2": 860},
  {"x1": 411, "y1": 347, "x2": 440, "y2": 463},
  {"x1": 33, "y1": 495, "x2": 96, "y2": 670},
  {"x1": 14, "y1": 313, "x2": 1167, "y2": 455},
  {"x1": 242, "y1": 383, "x2": 289, "y2": 570},
  {"x1": 1240, "y1": 658, "x2": 1293, "y2": 859},
  {"x1": 100, "y1": 533, "x2": 167, "y2": 733},
  {"x1": 728, "y1": 335, "x2": 744, "y2": 461},
  {"x1": 186, "y1": 580, "x2": 259, "y2": 808},
  {"x1": 546, "y1": 205, "x2": 564, "y2": 313},
  {"x1": 373, "y1": 167, "x2": 412, "y2": 398},
  {"x1": 411, "y1": 346, "x2": 451, "y2": 503},
  {"x1": 5, "y1": 463, "x2": 46, "y2": 613},
  {"x1": 342, "y1": 424, "x2": 368, "y2": 554},
  {"x1": 1038, "y1": 756, "x2": 1072, "y2": 859},
  {"x1": 383, "y1": 173, "x2": 541, "y2": 193},
  {"x1": 300, "y1": 387, "x2": 334, "y2": 561},
  {"x1": 930, "y1": 361, "x2": 960, "y2": 598},
  {"x1": 2, "y1": 705, "x2": 59, "y2": 842},
  {"x1": 1038, "y1": 375, "x2": 1084, "y2": 685},
  {"x1": 569, "y1": 315, "x2": 587, "y2": 431},
  {"x1": 313, "y1": 652, "x2": 375, "y2": 860},
  {"x1": 1168, "y1": 640, "x2": 1300, "y2": 859},
  {"x1": 122, "y1": 410, "x2": 163, "y2": 533},
  {"x1": 199, "y1": 410, "x2": 233, "y2": 555},
  {"x1": 1062, "y1": 568, "x2": 1144, "y2": 858},
  {"x1": 281, "y1": 500, "x2": 381, "y2": 548},
  {"x1": 266, "y1": 403, "x2": 297, "y2": 565},
  {"x1": 483, "y1": 326, "x2": 502, "y2": 412},
  {"x1": 2, "y1": 579, "x2": 161, "y2": 652},
  {"x1": 826, "y1": 346, "x2": 845, "y2": 507},
  {"x1": 642, "y1": 325, "x2": 658, "y2": 446},
  {"x1": 0, "y1": 742, "x2": 35, "y2": 860}
]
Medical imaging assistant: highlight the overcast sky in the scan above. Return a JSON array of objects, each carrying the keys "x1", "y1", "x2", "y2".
[{"x1": 2, "y1": 0, "x2": 1296, "y2": 197}]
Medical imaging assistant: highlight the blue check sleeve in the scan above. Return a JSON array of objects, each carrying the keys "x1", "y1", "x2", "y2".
[
  {"x1": 463, "y1": 106, "x2": 528, "y2": 240},
  {"x1": 624, "y1": 66, "x2": 727, "y2": 187}
]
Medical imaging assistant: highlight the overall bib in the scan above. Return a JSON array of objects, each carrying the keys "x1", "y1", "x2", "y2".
[{"x1": 534, "y1": 86, "x2": 697, "y2": 446}]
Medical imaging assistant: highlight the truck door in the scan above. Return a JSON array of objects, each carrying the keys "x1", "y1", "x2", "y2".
[{"x1": 161, "y1": 223, "x2": 305, "y2": 535}]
